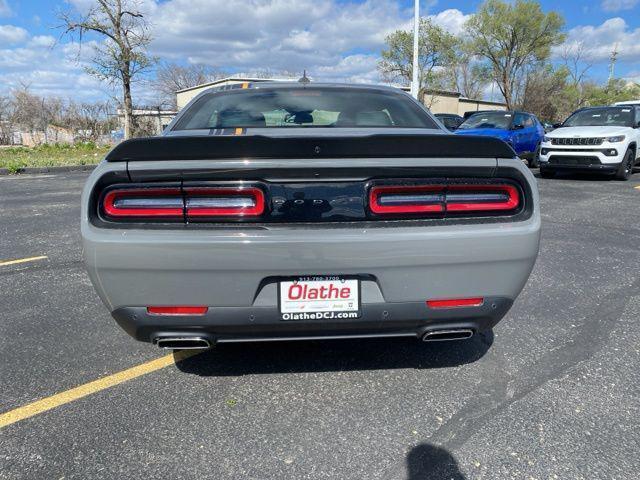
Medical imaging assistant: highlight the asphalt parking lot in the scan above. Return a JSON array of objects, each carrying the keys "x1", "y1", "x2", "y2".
[{"x1": 1, "y1": 169, "x2": 639, "y2": 479}]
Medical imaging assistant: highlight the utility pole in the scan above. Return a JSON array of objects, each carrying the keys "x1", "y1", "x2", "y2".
[
  {"x1": 410, "y1": 0, "x2": 420, "y2": 99},
  {"x1": 608, "y1": 43, "x2": 619, "y2": 84}
]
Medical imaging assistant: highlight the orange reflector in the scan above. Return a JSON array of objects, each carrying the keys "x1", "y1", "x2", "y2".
[
  {"x1": 147, "y1": 306, "x2": 208, "y2": 316},
  {"x1": 427, "y1": 298, "x2": 484, "y2": 309}
]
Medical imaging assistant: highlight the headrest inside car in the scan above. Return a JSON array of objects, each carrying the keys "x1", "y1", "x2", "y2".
[
  {"x1": 217, "y1": 110, "x2": 266, "y2": 128},
  {"x1": 356, "y1": 111, "x2": 392, "y2": 126}
]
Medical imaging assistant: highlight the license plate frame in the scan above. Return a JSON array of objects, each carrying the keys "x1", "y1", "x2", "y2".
[{"x1": 277, "y1": 275, "x2": 361, "y2": 321}]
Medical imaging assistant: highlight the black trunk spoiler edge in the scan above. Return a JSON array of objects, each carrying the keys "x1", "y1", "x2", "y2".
[{"x1": 105, "y1": 134, "x2": 516, "y2": 162}]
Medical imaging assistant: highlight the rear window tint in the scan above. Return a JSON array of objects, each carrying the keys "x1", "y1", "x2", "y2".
[{"x1": 173, "y1": 87, "x2": 439, "y2": 130}]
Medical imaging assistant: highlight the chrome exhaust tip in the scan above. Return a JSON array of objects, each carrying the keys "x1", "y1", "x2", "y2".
[
  {"x1": 154, "y1": 337, "x2": 212, "y2": 349},
  {"x1": 422, "y1": 329, "x2": 474, "y2": 342}
]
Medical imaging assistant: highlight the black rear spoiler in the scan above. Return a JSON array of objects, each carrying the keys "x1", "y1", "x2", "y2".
[{"x1": 105, "y1": 133, "x2": 516, "y2": 162}]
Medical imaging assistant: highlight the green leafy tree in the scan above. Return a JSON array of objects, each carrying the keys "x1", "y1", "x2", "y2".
[
  {"x1": 378, "y1": 18, "x2": 458, "y2": 94},
  {"x1": 466, "y1": 0, "x2": 565, "y2": 109},
  {"x1": 582, "y1": 79, "x2": 640, "y2": 107}
]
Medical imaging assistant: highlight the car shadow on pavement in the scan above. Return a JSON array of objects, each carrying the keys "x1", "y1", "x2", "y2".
[
  {"x1": 174, "y1": 331, "x2": 493, "y2": 376},
  {"x1": 406, "y1": 443, "x2": 466, "y2": 479},
  {"x1": 534, "y1": 170, "x2": 621, "y2": 181}
]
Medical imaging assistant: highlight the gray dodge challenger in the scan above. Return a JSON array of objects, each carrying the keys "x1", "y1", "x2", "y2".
[{"x1": 81, "y1": 82, "x2": 540, "y2": 349}]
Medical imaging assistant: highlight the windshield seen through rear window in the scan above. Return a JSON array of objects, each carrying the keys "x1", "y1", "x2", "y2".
[
  {"x1": 172, "y1": 87, "x2": 438, "y2": 130},
  {"x1": 563, "y1": 107, "x2": 634, "y2": 127},
  {"x1": 458, "y1": 112, "x2": 513, "y2": 130}
]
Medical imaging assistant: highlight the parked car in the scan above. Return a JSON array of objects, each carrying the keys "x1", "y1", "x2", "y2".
[
  {"x1": 539, "y1": 105, "x2": 640, "y2": 180},
  {"x1": 614, "y1": 100, "x2": 640, "y2": 106},
  {"x1": 81, "y1": 83, "x2": 540, "y2": 349},
  {"x1": 455, "y1": 111, "x2": 545, "y2": 168},
  {"x1": 542, "y1": 122, "x2": 556, "y2": 133},
  {"x1": 463, "y1": 110, "x2": 493, "y2": 120},
  {"x1": 434, "y1": 113, "x2": 464, "y2": 131}
]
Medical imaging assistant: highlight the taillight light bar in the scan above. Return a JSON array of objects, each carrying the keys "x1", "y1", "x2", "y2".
[
  {"x1": 369, "y1": 183, "x2": 520, "y2": 216},
  {"x1": 446, "y1": 184, "x2": 519, "y2": 212},
  {"x1": 368, "y1": 185, "x2": 445, "y2": 214},
  {"x1": 184, "y1": 187, "x2": 265, "y2": 218},
  {"x1": 101, "y1": 186, "x2": 265, "y2": 220}
]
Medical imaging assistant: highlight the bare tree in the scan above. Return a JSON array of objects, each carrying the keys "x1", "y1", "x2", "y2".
[
  {"x1": 560, "y1": 42, "x2": 592, "y2": 109},
  {"x1": 0, "y1": 95, "x2": 14, "y2": 144},
  {"x1": 60, "y1": 0, "x2": 155, "y2": 139},
  {"x1": 63, "y1": 101, "x2": 115, "y2": 141},
  {"x1": 7, "y1": 85, "x2": 69, "y2": 144},
  {"x1": 154, "y1": 62, "x2": 223, "y2": 109}
]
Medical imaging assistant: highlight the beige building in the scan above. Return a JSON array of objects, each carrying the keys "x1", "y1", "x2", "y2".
[
  {"x1": 421, "y1": 89, "x2": 507, "y2": 116},
  {"x1": 117, "y1": 108, "x2": 178, "y2": 135},
  {"x1": 176, "y1": 77, "x2": 298, "y2": 110},
  {"x1": 175, "y1": 77, "x2": 507, "y2": 117}
]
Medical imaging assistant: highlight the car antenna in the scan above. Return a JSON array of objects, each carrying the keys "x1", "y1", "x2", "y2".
[{"x1": 298, "y1": 70, "x2": 311, "y2": 84}]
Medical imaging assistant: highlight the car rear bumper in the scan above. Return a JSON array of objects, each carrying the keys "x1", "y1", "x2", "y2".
[
  {"x1": 112, "y1": 296, "x2": 513, "y2": 343},
  {"x1": 82, "y1": 158, "x2": 540, "y2": 344},
  {"x1": 83, "y1": 219, "x2": 539, "y2": 343}
]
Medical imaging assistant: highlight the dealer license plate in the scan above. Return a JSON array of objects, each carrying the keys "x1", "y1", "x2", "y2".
[{"x1": 278, "y1": 276, "x2": 360, "y2": 321}]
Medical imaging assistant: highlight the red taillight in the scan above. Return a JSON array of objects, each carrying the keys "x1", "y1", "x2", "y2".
[
  {"x1": 184, "y1": 187, "x2": 265, "y2": 218},
  {"x1": 102, "y1": 188, "x2": 183, "y2": 218},
  {"x1": 147, "y1": 306, "x2": 208, "y2": 316},
  {"x1": 101, "y1": 185, "x2": 266, "y2": 221},
  {"x1": 369, "y1": 183, "x2": 520, "y2": 216},
  {"x1": 427, "y1": 297, "x2": 484, "y2": 309}
]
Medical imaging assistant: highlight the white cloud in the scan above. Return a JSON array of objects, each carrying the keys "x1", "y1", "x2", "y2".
[
  {"x1": 5, "y1": 0, "x2": 636, "y2": 104},
  {"x1": 0, "y1": 0, "x2": 11, "y2": 17},
  {"x1": 557, "y1": 17, "x2": 640, "y2": 63},
  {"x1": 314, "y1": 54, "x2": 382, "y2": 83},
  {"x1": 601, "y1": 0, "x2": 639, "y2": 12},
  {"x1": 0, "y1": 32, "x2": 109, "y2": 101},
  {"x1": 429, "y1": 9, "x2": 471, "y2": 35},
  {"x1": 0, "y1": 24, "x2": 28, "y2": 44},
  {"x1": 149, "y1": 0, "x2": 409, "y2": 81},
  {"x1": 0, "y1": 2, "x2": 473, "y2": 100},
  {"x1": 624, "y1": 70, "x2": 640, "y2": 84},
  {"x1": 27, "y1": 35, "x2": 56, "y2": 48}
]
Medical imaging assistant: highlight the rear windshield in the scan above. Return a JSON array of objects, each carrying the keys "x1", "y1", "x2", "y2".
[
  {"x1": 172, "y1": 87, "x2": 439, "y2": 130},
  {"x1": 459, "y1": 112, "x2": 513, "y2": 130},
  {"x1": 563, "y1": 107, "x2": 634, "y2": 127}
]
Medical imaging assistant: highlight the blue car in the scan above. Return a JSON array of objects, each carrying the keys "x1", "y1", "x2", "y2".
[{"x1": 455, "y1": 111, "x2": 545, "y2": 167}]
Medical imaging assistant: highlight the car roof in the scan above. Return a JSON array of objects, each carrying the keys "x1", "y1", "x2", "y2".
[{"x1": 200, "y1": 81, "x2": 406, "y2": 95}]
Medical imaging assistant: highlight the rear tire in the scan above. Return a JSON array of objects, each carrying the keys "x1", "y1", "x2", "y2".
[
  {"x1": 540, "y1": 167, "x2": 555, "y2": 178},
  {"x1": 615, "y1": 149, "x2": 634, "y2": 181}
]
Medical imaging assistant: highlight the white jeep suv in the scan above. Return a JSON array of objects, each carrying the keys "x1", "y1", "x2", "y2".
[{"x1": 539, "y1": 105, "x2": 640, "y2": 180}]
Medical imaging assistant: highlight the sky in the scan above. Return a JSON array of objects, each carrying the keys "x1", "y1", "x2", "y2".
[{"x1": 0, "y1": 0, "x2": 638, "y2": 105}]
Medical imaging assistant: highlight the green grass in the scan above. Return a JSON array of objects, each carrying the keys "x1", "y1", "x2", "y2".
[{"x1": 0, "y1": 143, "x2": 111, "y2": 173}]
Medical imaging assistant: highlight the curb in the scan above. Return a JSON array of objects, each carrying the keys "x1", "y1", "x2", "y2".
[{"x1": 0, "y1": 164, "x2": 98, "y2": 176}]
